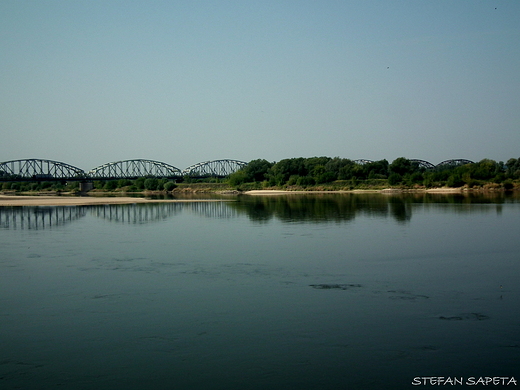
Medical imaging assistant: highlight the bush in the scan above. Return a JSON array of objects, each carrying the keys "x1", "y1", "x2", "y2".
[
  {"x1": 134, "y1": 177, "x2": 146, "y2": 190},
  {"x1": 144, "y1": 178, "x2": 159, "y2": 190},
  {"x1": 388, "y1": 173, "x2": 402, "y2": 185},
  {"x1": 297, "y1": 176, "x2": 315, "y2": 186},
  {"x1": 447, "y1": 174, "x2": 464, "y2": 187},
  {"x1": 228, "y1": 170, "x2": 248, "y2": 186},
  {"x1": 163, "y1": 181, "x2": 177, "y2": 191},
  {"x1": 117, "y1": 179, "x2": 132, "y2": 188},
  {"x1": 104, "y1": 180, "x2": 118, "y2": 190}
]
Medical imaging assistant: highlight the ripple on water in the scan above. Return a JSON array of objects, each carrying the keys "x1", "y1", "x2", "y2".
[
  {"x1": 439, "y1": 313, "x2": 490, "y2": 321},
  {"x1": 309, "y1": 283, "x2": 362, "y2": 290}
]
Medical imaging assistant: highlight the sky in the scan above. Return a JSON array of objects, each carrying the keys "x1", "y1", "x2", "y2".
[{"x1": 1, "y1": 0, "x2": 519, "y2": 172}]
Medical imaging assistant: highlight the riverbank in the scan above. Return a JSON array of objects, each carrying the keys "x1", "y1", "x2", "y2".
[
  {"x1": 0, "y1": 195, "x2": 230, "y2": 207},
  {"x1": 243, "y1": 188, "x2": 471, "y2": 195},
  {"x1": 2, "y1": 186, "x2": 514, "y2": 206}
]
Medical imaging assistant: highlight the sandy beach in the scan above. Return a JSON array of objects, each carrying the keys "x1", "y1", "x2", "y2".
[
  {"x1": 0, "y1": 195, "x2": 228, "y2": 207},
  {"x1": 0, "y1": 188, "x2": 472, "y2": 205},
  {"x1": 243, "y1": 188, "x2": 464, "y2": 195}
]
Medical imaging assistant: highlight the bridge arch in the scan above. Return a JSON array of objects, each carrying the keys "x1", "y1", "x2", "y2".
[
  {"x1": 0, "y1": 159, "x2": 86, "y2": 180},
  {"x1": 436, "y1": 159, "x2": 474, "y2": 170},
  {"x1": 353, "y1": 159, "x2": 373, "y2": 165},
  {"x1": 409, "y1": 159, "x2": 436, "y2": 170},
  {"x1": 182, "y1": 159, "x2": 247, "y2": 177},
  {"x1": 88, "y1": 159, "x2": 182, "y2": 179}
]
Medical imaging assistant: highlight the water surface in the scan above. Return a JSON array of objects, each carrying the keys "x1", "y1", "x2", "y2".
[{"x1": 1, "y1": 192, "x2": 519, "y2": 389}]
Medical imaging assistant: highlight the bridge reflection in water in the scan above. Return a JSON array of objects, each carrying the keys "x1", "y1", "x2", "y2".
[
  {"x1": 0, "y1": 202, "x2": 240, "y2": 230},
  {"x1": 92, "y1": 203, "x2": 183, "y2": 224},
  {"x1": 0, "y1": 206, "x2": 87, "y2": 230},
  {"x1": 1, "y1": 192, "x2": 511, "y2": 231},
  {"x1": 92, "y1": 202, "x2": 240, "y2": 223}
]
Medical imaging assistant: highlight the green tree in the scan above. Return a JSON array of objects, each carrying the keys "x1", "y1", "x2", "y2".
[
  {"x1": 324, "y1": 157, "x2": 353, "y2": 178},
  {"x1": 365, "y1": 159, "x2": 389, "y2": 179},
  {"x1": 134, "y1": 177, "x2": 146, "y2": 190},
  {"x1": 266, "y1": 158, "x2": 305, "y2": 186},
  {"x1": 297, "y1": 176, "x2": 315, "y2": 186},
  {"x1": 117, "y1": 179, "x2": 132, "y2": 188},
  {"x1": 388, "y1": 173, "x2": 402, "y2": 185},
  {"x1": 163, "y1": 181, "x2": 177, "y2": 191},
  {"x1": 144, "y1": 178, "x2": 159, "y2": 190},
  {"x1": 506, "y1": 158, "x2": 520, "y2": 179},
  {"x1": 243, "y1": 159, "x2": 273, "y2": 182},
  {"x1": 228, "y1": 170, "x2": 248, "y2": 186},
  {"x1": 389, "y1": 158, "x2": 415, "y2": 177},
  {"x1": 447, "y1": 174, "x2": 464, "y2": 187},
  {"x1": 312, "y1": 165, "x2": 336, "y2": 183},
  {"x1": 104, "y1": 180, "x2": 118, "y2": 190},
  {"x1": 338, "y1": 161, "x2": 361, "y2": 180},
  {"x1": 468, "y1": 159, "x2": 500, "y2": 181}
]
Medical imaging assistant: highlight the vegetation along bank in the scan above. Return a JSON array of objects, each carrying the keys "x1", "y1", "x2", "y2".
[{"x1": 1, "y1": 157, "x2": 519, "y2": 194}]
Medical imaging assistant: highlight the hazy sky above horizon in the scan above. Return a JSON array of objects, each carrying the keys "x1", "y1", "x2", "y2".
[{"x1": 1, "y1": 0, "x2": 519, "y2": 171}]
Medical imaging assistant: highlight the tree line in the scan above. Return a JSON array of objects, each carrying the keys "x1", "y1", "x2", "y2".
[
  {"x1": 2, "y1": 157, "x2": 519, "y2": 192},
  {"x1": 1, "y1": 177, "x2": 178, "y2": 193},
  {"x1": 228, "y1": 157, "x2": 520, "y2": 190}
]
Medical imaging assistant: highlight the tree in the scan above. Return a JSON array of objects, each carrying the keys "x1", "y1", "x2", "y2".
[
  {"x1": 228, "y1": 170, "x2": 248, "y2": 186},
  {"x1": 144, "y1": 178, "x2": 159, "y2": 190},
  {"x1": 134, "y1": 177, "x2": 146, "y2": 190},
  {"x1": 117, "y1": 179, "x2": 132, "y2": 188},
  {"x1": 266, "y1": 158, "x2": 307, "y2": 185},
  {"x1": 104, "y1": 180, "x2": 118, "y2": 190},
  {"x1": 163, "y1": 181, "x2": 177, "y2": 191},
  {"x1": 243, "y1": 159, "x2": 273, "y2": 182},
  {"x1": 389, "y1": 158, "x2": 415, "y2": 177},
  {"x1": 312, "y1": 165, "x2": 335, "y2": 183},
  {"x1": 506, "y1": 158, "x2": 520, "y2": 179},
  {"x1": 447, "y1": 174, "x2": 464, "y2": 187},
  {"x1": 365, "y1": 160, "x2": 389, "y2": 178},
  {"x1": 388, "y1": 173, "x2": 402, "y2": 185}
]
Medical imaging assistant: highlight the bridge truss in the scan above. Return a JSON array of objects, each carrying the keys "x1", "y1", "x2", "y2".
[
  {"x1": 409, "y1": 159, "x2": 436, "y2": 170},
  {"x1": 436, "y1": 159, "x2": 474, "y2": 170},
  {"x1": 0, "y1": 158, "x2": 477, "y2": 182},
  {"x1": 88, "y1": 159, "x2": 182, "y2": 179},
  {"x1": 0, "y1": 159, "x2": 86, "y2": 181},
  {"x1": 182, "y1": 159, "x2": 247, "y2": 178}
]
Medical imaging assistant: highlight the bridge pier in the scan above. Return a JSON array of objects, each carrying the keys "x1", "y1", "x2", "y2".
[{"x1": 79, "y1": 182, "x2": 94, "y2": 192}]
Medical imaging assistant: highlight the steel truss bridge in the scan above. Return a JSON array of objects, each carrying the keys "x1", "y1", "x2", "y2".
[
  {"x1": 0, "y1": 158, "x2": 474, "y2": 182},
  {"x1": 0, "y1": 159, "x2": 247, "y2": 182},
  {"x1": 353, "y1": 159, "x2": 474, "y2": 169}
]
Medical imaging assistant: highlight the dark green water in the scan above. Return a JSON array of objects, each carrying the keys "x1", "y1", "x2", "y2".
[{"x1": 1, "y1": 192, "x2": 519, "y2": 389}]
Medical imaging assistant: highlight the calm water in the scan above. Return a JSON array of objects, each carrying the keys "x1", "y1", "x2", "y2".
[{"x1": 1, "y1": 192, "x2": 519, "y2": 389}]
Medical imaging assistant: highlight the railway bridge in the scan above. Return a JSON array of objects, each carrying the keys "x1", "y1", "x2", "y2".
[
  {"x1": 0, "y1": 158, "x2": 475, "y2": 183},
  {"x1": 0, "y1": 159, "x2": 247, "y2": 182}
]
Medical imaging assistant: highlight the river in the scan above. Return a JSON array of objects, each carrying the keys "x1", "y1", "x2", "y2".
[{"x1": 1, "y1": 192, "x2": 519, "y2": 389}]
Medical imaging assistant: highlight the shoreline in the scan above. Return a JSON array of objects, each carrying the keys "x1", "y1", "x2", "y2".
[
  {"x1": 0, "y1": 187, "x2": 498, "y2": 206},
  {"x1": 0, "y1": 195, "x2": 230, "y2": 207},
  {"x1": 243, "y1": 188, "x2": 466, "y2": 195}
]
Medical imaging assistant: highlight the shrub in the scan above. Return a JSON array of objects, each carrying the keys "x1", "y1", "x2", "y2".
[
  {"x1": 144, "y1": 178, "x2": 159, "y2": 190},
  {"x1": 163, "y1": 181, "x2": 177, "y2": 191},
  {"x1": 388, "y1": 173, "x2": 402, "y2": 185},
  {"x1": 447, "y1": 174, "x2": 464, "y2": 187},
  {"x1": 104, "y1": 180, "x2": 118, "y2": 190}
]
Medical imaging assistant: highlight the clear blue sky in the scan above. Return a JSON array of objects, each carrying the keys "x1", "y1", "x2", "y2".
[{"x1": 1, "y1": 0, "x2": 519, "y2": 171}]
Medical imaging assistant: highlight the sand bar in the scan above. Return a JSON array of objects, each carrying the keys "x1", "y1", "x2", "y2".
[
  {"x1": 244, "y1": 188, "x2": 463, "y2": 195},
  {"x1": 0, "y1": 195, "x2": 228, "y2": 207}
]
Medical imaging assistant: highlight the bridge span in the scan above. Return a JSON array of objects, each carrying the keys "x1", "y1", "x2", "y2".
[
  {"x1": 0, "y1": 158, "x2": 247, "y2": 182},
  {"x1": 0, "y1": 158, "x2": 474, "y2": 182}
]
